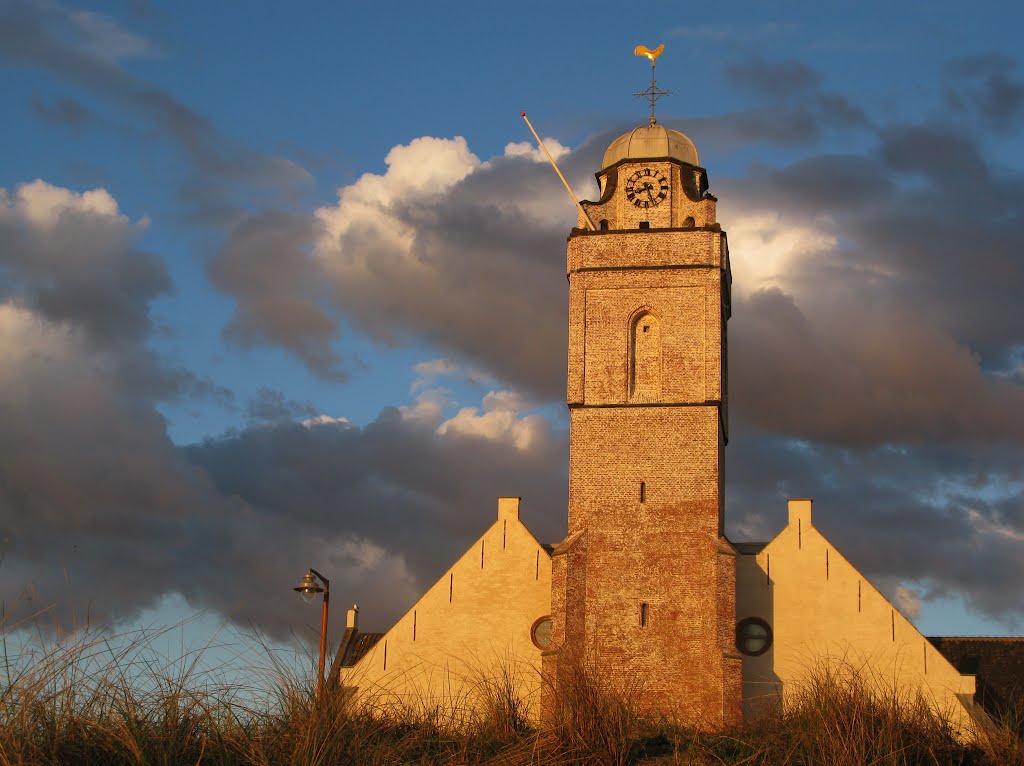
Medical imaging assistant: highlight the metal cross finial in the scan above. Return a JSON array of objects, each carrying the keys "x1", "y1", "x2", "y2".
[{"x1": 633, "y1": 44, "x2": 670, "y2": 126}]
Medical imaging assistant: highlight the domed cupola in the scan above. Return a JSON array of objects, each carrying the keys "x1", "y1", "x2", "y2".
[{"x1": 601, "y1": 124, "x2": 700, "y2": 171}]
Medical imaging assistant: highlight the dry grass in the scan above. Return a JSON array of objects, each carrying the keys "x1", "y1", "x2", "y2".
[{"x1": 0, "y1": 626, "x2": 1020, "y2": 766}]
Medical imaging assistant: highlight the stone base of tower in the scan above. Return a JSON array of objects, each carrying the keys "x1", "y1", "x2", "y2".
[{"x1": 543, "y1": 504, "x2": 743, "y2": 729}]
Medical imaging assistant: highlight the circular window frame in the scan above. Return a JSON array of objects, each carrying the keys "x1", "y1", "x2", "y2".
[
  {"x1": 735, "y1": 617, "x2": 773, "y2": 657},
  {"x1": 530, "y1": 615, "x2": 553, "y2": 650}
]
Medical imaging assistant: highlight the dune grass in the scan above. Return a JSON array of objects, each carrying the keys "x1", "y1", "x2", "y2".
[{"x1": 0, "y1": 625, "x2": 1020, "y2": 765}]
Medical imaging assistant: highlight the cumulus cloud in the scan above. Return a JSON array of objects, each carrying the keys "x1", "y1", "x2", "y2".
[
  {"x1": 0, "y1": 179, "x2": 166, "y2": 346},
  {"x1": 502, "y1": 137, "x2": 571, "y2": 163},
  {"x1": 0, "y1": 178, "x2": 567, "y2": 637},
  {"x1": 185, "y1": 393, "x2": 568, "y2": 631},
  {"x1": 210, "y1": 131, "x2": 603, "y2": 398},
  {"x1": 437, "y1": 390, "x2": 547, "y2": 452}
]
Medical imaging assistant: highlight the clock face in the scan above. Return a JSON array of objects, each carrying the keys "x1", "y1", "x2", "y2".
[{"x1": 625, "y1": 168, "x2": 669, "y2": 209}]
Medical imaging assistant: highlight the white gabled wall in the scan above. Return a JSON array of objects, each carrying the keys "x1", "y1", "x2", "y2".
[
  {"x1": 737, "y1": 499, "x2": 976, "y2": 734},
  {"x1": 342, "y1": 497, "x2": 552, "y2": 721}
]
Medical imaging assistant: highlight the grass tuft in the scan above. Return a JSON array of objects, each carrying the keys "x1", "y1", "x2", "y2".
[{"x1": 0, "y1": 625, "x2": 1020, "y2": 765}]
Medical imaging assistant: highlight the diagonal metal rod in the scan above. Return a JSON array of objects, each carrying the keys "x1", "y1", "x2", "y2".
[{"x1": 520, "y1": 112, "x2": 596, "y2": 231}]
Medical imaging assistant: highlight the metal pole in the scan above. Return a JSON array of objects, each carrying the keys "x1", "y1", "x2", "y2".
[
  {"x1": 520, "y1": 112, "x2": 596, "y2": 231},
  {"x1": 310, "y1": 568, "x2": 330, "y2": 699}
]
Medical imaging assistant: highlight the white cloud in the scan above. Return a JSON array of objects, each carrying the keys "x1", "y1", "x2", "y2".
[
  {"x1": 2, "y1": 179, "x2": 131, "y2": 230},
  {"x1": 399, "y1": 388, "x2": 449, "y2": 425},
  {"x1": 966, "y1": 509, "x2": 1024, "y2": 543},
  {"x1": 0, "y1": 303, "x2": 81, "y2": 387},
  {"x1": 721, "y1": 210, "x2": 837, "y2": 298},
  {"x1": 437, "y1": 389, "x2": 545, "y2": 451},
  {"x1": 314, "y1": 136, "x2": 482, "y2": 286},
  {"x1": 893, "y1": 584, "x2": 922, "y2": 620},
  {"x1": 502, "y1": 137, "x2": 570, "y2": 164},
  {"x1": 301, "y1": 414, "x2": 351, "y2": 429}
]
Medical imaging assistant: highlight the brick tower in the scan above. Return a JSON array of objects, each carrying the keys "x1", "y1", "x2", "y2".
[{"x1": 544, "y1": 123, "x2": 742, "y2": 727}]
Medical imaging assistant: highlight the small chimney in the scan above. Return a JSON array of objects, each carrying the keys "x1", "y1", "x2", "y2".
[
  {"x1": 497, "y1": 496, "x2": 521, "y2": 521},
  {"x1": 788, "y1": 498, "x2": 813, "y2": 528},
  {"x1": 346, "y1": 604, "x2": 359, "y2": 630}
]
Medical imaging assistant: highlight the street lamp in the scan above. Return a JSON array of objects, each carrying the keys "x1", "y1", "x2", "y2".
[{"x1": 293, "y1": 568, "x2": 330, "y2": 698}]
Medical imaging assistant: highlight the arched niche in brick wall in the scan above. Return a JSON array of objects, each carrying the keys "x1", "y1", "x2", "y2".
[{"x1": 629, "y1": 308, "x2": 662, "y2": 402}]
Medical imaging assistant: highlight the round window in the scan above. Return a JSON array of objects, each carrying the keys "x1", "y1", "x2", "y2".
[
  {"x1": 736, "y1": 617, "x2": 773, "y2": 657},
  {"x1": 531, "y1": 616, "x2": 553, "y2": 649}
]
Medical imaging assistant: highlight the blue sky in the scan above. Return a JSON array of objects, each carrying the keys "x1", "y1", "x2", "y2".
[{"x1": 1, "y1": 0, "x2": 1023, "y2": 652}]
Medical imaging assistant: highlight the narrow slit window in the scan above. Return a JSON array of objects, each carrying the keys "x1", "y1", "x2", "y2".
[
  {"x1": 449, "y1": 573, "x2": 453, "y2": 602},
  {"x1": 640, "y1": 481, "x2": 646, "y2": 503},
  {"x1": 413, "y1": 610, "x2": 417, "y2": 641},
  {"x1": 639, "y1": 602, "x2": 649, "y2": 627}
]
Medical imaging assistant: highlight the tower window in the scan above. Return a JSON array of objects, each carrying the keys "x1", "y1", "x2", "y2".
[
  {"x1": 684, "y1": 216, "x2": 695, "y2": 227},
  {"x1": 638, "y1": 221, "x2": 650, "y2": 230},
  {"x1": 599, "y1": 219, "x2": 609, "y2": 231},
  {"x1": 640, "y1": 602, "x2": 649, "y2": 627},
  {"x1": 640, "y1": 481, "x2": 646, "y2": 503}
]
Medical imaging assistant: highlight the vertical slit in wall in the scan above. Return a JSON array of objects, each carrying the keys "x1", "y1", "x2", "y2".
[
  {"x1": 535, "y1": 550, "x2": 540, "y2": 580},
  {"x1": 383, "y1": 641, "x2": 388, "y2": 671},
  {"x1": 480, "y1": 540, "x2": 485, "y2": 569},
  {"x1": 640, "y1": 481, "x2": 646, "y2": 503},
  {"x1": 449, "y1": 573, "x2": 453, "y2": 603},
  {"x1": 413, "y1": 610, "x2": 417, "y2": 641},
  {"x1": 891, "y1": 610, "x2": 895, "y2": 641},
  {"x1": 826, "y1": 549, "x2": 829, "y2": 580},
  {"x1": 503, "y1": 520, "x2": 506, "y2": 549},
  {"x1": 766, "y1": 554, "x2": 770, "y2": 585},
  {"x1": 640, "y1": 602, "x2": 648, "y2": 627},
  {"x1": 858, "y1": 580, "x2": 862, "y2": 612},
  {"x1": 798, "y1": 519, "x2": 802, "y2": 549}
]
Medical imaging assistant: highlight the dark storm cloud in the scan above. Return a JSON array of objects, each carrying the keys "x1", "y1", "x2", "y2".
[
  {"x1": 184, "y1": 409, "x2": 567, "y2": 620},
  {"x1": 686, "y1": 94, "x2": 870, "y2": 152},
  {"x1": 324, "y1": 174, "x2": 570, "y2": 399},
  {"x1": 0, "y1": 0, "x2": 308, "y2": 223},
  {"x1": 730, "y1": 289, "x2": 1024, "y2": 445},
  {"x1": 727, "y1": 425, "x2": 1024, "y2": 625},
  {"x1": 0, "y1": 182, "x2": 169, "y2": 346},
  {"x1": 945, "y1": 54, "x2": 1024, "y2": 132},
  {"x1": 31, "y1": 95, "x2": 90, "y2": 126},
  {"x1": 207, "y1": 136, "x2": 608, "y2": 399},
  {"x1": 0, "y1": 181, "x2": 568, "y2": 637},
  {"x1": 246, "y1": 388, "x2": 319, "y2": 423},
  {"x1": 726, "y1": 58, "x2": 821, "y2": 100},
  {"x1": 723, "y1": 114, "x2": 1024, "y2": 372},
  {"x1": 209, "y1": 210, "x2": 343, "y2": 380}
]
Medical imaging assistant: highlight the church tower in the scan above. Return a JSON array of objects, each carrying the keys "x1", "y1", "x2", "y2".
[{"x1": 544, "y1": 123, "x2": 742, "y2": 727}]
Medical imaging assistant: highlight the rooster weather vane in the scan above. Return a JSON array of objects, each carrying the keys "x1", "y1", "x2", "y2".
[{"x1": 634, "y1": 44, "x2": 670, "y2": 126}]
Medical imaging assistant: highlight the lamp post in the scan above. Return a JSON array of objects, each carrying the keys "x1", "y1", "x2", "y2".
[{"x1": 293, "y1": 568, "x2": 330, "y2": 699}]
